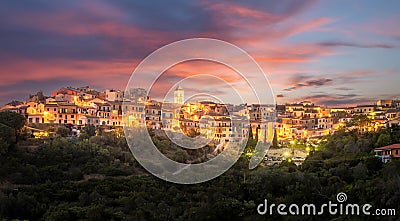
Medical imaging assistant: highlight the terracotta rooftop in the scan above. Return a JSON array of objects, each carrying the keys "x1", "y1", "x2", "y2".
[{"x1": 375, "y1": 143, "x2": 400, "y2": 150}]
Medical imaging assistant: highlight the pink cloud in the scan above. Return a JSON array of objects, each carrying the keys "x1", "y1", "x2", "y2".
[
  {"x1": 0, "y1": 57, "x2": 135, "y2": 89},
  {"x1": 360, "y1": 16, "x2": 400, "y2": 37}
]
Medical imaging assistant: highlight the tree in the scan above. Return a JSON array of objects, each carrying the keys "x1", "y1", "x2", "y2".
[
  {"x1": 0, "y1": 123, "x2": 16, "y2": 155},
  {"x1": 79, "y1": 125, "x2": 96, "y2": 140},
  {"x1": 56, "y1": 126, "x2": 71, "y2": 137},
  {"x1": 83, "y1": 125, "x2": 96, "y2": 137},
  {"x1": 0, "y1": 111, "x2": 25, "y2": 132},
  {"x1": 174, "y1": 148, "x2": 189, "y2": 163},
  {"x1": 0, "y1": 123, "x2": 16, "y2": 144},
  {"x1": 364, "y1": 156, "x2": 383, "y2": 173},
  {"x1": 375, "y1": 133, "x2": 391, "y2": 147},
  {"x1": 352, "y1": 162, "x2": 367, "y2": 180},
  {"x1": 272, "y1": 129, "x2": 278, "y2": 148},
  {"x1": 0, "y1": 137, "x2": 9, "y2": 155},
  {"x1": 36, "y1": 91, "x2": 45, "y2": 102}
]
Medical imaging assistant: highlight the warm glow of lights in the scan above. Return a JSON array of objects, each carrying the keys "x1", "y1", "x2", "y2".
[
  {"x1": 33, "y1": 131, "x2": 49, "y2": 138},
  {"x1": 283, "y1": 151, "x2": 290, "y2": 157}
]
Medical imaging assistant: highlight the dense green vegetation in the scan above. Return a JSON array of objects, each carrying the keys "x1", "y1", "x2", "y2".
[
  {"x1": 1, "y1": 113, "x2": 400, "y2": 220},
  {"x1": 0, "y1": 111, "x2": 26, "y2": 156}
]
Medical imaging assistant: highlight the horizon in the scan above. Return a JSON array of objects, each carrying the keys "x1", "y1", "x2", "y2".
[{"x1": 1, "y1": 84, "x2": 398, "y2": 108}]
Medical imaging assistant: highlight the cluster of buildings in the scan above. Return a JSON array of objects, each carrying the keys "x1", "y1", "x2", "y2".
[
  {"x1": 0, "y1": 86, "x2": 275, "y2": 144},
  {"x1": 275, "y1": 100, "x2": 400, "y2": 144},
  {"x1": 1, "y1": 86, "x2": 128, "y2": 127},
  {"x1": 124, "y1": 85, "x2": 275, "y2": 144},
  {"x1": 1, "y1": 86, "x2": 399, "y2": 145}
]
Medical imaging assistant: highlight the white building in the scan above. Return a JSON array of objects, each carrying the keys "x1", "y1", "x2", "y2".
[
  {"x1": 174, "y1": 85, "x2": 184, "y2": 105},
  {"x1": 106, "y1": 89, "x2": 124, "y2": 102}
]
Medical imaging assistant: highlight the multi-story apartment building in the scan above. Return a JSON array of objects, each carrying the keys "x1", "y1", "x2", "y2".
[
  {"x1": 58, "y1": 103, "x2": 78, "y2": 124},
  {"x1": 145, "y1": 103, "x2": 162, "y2": 129},
  {"x1": 354, "y1": 105, "x2": 376, "y2": 115}
]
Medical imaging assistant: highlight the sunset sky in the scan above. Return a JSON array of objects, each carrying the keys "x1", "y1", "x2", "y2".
[{"x1": 1, "y1": 0, "x2": 399, "y2": 106}]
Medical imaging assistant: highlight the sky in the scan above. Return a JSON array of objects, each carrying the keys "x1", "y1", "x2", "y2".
[{"x1": 0, "y1": 0, "x2": 399, "y2": 106}]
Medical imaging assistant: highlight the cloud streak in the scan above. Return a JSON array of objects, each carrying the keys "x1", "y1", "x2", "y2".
[
  {"x1": 318, "y1": 41, "x2": 394, "y2": 49},
  {"x1": 299, "y1": 93, "x2": 373, "y2": 107},
  {"x1": 283, "y1": 74, "x2": 333, "y2": 91}
]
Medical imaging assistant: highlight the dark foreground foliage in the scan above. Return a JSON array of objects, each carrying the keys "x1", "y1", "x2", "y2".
[{"x1": 1, "y1": 127, "x2": 400, "y2": 220}]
